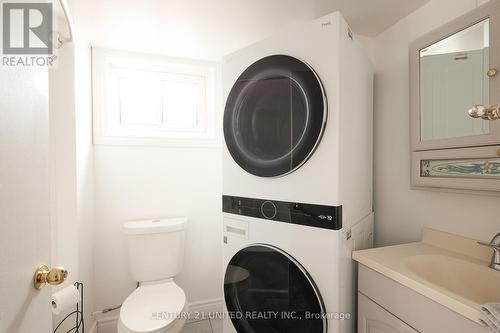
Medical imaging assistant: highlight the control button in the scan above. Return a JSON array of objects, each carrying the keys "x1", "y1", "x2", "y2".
[{"x1": 261, "y1": 201, "x2": 277, "y2": 219}]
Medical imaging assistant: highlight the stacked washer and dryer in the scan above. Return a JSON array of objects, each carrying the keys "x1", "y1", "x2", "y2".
[{"x1": 221, "y1": 12, "x2": 374, "y2": 333}]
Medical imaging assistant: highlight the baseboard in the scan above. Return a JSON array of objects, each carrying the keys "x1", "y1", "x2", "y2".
[
  {"x1": 187, "y1": 298, "x2": 223, "y2": 322},
  {"x1": 94, "y1": 298, "x2": 224, "y2": 331},
  {"x1": 94, "y1": 314, "x2": 119, "y2": 333}
]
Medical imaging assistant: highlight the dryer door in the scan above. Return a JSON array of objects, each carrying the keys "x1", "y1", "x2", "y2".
[
  {"x1": 223, "y1": 55, "x2": 326, "y2": 178},
  {"x1": 224, "y1": 244, "x2": 326, "y2": 333}
]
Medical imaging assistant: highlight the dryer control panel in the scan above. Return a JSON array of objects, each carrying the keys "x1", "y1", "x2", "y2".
[{"x1": 222, "y1": 195, "x2": 342, "y2": 230}]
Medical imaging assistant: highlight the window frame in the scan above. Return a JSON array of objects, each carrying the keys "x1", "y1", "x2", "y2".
[{"x1": 92, "y1": 47, "x2": 220, "y2": 147}]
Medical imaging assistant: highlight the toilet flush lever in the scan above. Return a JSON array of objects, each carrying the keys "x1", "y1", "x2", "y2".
[{"x1": 33, "y1": 265, "x2": 68, "y2": 290}]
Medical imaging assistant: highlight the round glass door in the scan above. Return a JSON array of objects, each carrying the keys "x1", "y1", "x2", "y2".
[
  {"x1": 224, "y1": 55, "x2": 327, "y2": 177},
  {"x1": 224, "y1": 245, "x2": 326, "y2": 333}
]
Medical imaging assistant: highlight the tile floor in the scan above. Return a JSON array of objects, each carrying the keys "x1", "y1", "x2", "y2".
[{"x1": 181, "y1": 318, "x2": 222, "y2": 333}]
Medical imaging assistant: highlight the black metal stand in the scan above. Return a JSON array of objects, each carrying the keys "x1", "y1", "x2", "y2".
[{"x1": 53, "y1": 282, "x2": 84, "y2": 333}]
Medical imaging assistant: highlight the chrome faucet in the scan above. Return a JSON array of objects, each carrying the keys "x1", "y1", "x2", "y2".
[{"x1": 478, "y1": 233, "x2": 500, "y2": 271}]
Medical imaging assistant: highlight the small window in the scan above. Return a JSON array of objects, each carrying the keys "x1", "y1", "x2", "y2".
[{"x1": 92, "y1": 48, "x2": 219, "y2": 146}]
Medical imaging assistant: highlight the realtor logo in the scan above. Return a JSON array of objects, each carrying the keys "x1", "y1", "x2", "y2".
[
  {"x1": 2, "y1": 2, "x2": 52, "y2": 54},
  {"x1": 1, "y1": 1, "x2": 56, "y2": 67}
]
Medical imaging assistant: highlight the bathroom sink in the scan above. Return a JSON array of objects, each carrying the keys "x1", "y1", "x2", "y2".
[
  {"x1": 406, "y1": 254, "x2": 500, "y2": 305},
  {"x1": 353, "y1": 228, "x2": 500, "y2": 323}
]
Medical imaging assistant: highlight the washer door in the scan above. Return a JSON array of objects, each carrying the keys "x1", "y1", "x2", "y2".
[
  {"x1": 224, "y1": 245, "x2": 326, "y2": 333},
  {"x1": 224, "y1": 55, "x2": 327, "y2": 177}
]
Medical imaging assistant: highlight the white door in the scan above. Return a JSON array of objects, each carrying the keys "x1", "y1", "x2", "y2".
[
  {"x1": 0, "y1": 66, "x2": 52, "y2": 332},
  {"x1": 358, "y1": 293, "x2": 419, "y2": 333}
]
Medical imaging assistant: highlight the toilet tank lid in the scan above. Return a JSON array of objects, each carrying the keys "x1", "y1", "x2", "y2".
[{"x1": 123, "y1": 218, "x2": 187, "y2": 235}]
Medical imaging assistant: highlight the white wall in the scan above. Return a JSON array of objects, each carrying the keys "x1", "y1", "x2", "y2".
[
  {"x1": 92, "y1": 146, "x2": 223, "y2": 312},
  {"x1": 66, "y1": 30, "x2": 223, "y2": 333},
  {"x1": 74, "y1": 40, "x2": 97, "y2": 331},
  {"x1": 49, "y1": 41, "x2": 80, "y2": 331},
  {"x1": 49, "y1": 42, "x2": 97, "y2": 332},
  {"x1": 371, "y1": 0, "x2": 500, "y2": 246},
  {"x1": 49, "y1": 4, "x2": 78, "y2": 282},
  {"x1": 49, "y1": 5, "x2": 97, "y2": 331}
]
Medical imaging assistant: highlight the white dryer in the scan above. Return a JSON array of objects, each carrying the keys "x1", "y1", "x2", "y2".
[{"x1": 222, "y1": 11, "x2": 374, "y2": 228}]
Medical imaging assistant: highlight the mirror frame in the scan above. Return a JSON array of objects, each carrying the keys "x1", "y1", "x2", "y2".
[{"x1": 410, "y1": 0, "x2": 500, "y2": 152}]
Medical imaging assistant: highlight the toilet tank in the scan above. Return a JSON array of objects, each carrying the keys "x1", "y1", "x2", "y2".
[{"x1": 123, "y1": 218, "x2": 187, "y2": 283}]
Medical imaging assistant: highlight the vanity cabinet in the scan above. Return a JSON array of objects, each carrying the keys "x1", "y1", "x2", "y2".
[
  {"x1": 357, "y1": 265, "x2": 488, "y2": 333},
  {"x1": 358, "y1": 293, "x2": 418, "y2": 333},
  {"x1": 410, "y1": 0, "x2": 500, "y2": 192}
]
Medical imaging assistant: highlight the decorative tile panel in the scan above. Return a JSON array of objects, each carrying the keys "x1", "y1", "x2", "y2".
[{"x1": 420, "y1": 158, "x2": 500, "y2": 178}]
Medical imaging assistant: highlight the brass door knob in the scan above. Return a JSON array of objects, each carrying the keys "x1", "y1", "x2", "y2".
[
  {"x1": 468, "y1": 105, "x2": 500, "y2": 120},
  {"x1": 33, "y1": 265, "x2": 68, "y2": 290},
  {"x1": 487, "y1": 68, "x2": 497, "y2": 77}
]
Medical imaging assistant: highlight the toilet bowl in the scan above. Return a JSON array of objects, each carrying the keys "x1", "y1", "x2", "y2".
[
  {"x1": 118, "y1": 218, "x2": 188, "y2": 333},
  {"x1": 117, "y1": 280, "x2": 187, "y2": 333}
]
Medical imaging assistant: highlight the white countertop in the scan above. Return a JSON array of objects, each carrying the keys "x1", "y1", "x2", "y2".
[{"x1": 352, "y1": 228, "x2": 500, "y2": 324}]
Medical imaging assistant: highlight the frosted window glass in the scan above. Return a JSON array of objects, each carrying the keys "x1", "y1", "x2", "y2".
[
  {"x1": 119, "y1": 77, "x2": 162, "y2": 125},
  {"x1": 162, "y1": 81, "x2": 200, "y2": 129}
]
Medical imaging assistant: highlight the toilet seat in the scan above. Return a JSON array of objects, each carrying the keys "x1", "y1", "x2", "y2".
[{"x1": 118, "y1": 281, "x2": 186, "y2": 333}]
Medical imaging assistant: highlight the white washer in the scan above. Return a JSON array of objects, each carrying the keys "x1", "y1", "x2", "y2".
[
  {"x1": 221, "y1": 11, "x2": 374, "y2": 333},
  {"x1": 222, "y1": 212, "x2": 373, "y2": 333}
]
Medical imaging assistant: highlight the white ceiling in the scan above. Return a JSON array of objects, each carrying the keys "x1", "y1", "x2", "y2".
[
  {"x1": 67, "y1": 0, "x2": 430, "y2": 60},
  {"x1": 336, "y1": 0, "x2": 431, "y2": 36}
]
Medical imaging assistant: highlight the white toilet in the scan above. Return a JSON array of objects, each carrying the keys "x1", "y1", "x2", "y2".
[{"x1": 118, "y1": 218, "x2": 188, "y2": 333}]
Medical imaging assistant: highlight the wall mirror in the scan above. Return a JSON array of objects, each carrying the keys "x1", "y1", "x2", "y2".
[
  {"x1": 410, "y1": 0, "x2": 500, "y2": 193},
  {"x1": 420, "y1": 19, "x2": 490, "y2": 142}
]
